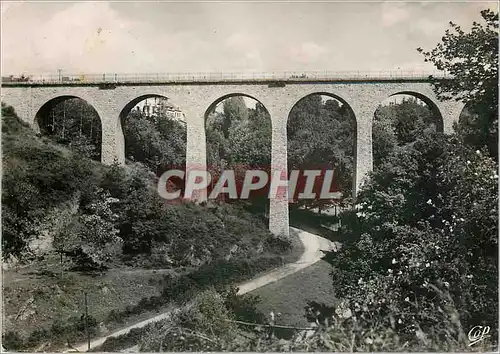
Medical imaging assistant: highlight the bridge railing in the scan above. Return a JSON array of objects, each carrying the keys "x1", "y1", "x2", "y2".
[{"x1": 2, "y1": 70, "x2": 450, "y2": 84}]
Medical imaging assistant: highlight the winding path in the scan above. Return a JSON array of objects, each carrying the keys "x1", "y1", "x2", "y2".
[{"x1": 69, "y1": 228, "x2": 339, "y2": 352}]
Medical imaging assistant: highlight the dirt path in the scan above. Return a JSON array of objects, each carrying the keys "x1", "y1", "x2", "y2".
[
  {"x1": 236, "y1": 228, "x2": 339, "y2": 294},
  {"x1": 69, "y1": 228, "x2": 339, "y2": 352}
]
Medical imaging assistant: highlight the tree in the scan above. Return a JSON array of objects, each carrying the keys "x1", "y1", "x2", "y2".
[
  {"x1": 417, "y1": 9, "x2": 499, "y2": 158},
  {"x1": 372, "y1": 109, "x2": 397, "y2": 167},
  {"x1": 37, "y1": 98, "x2": 102, "y2": 160},
  {"x1": 221, "y1": 96, "x2": 249, "y2": 139},
  {"x1": 287, "y1": 95, "x2": 356, "y2": 205},
  {"x1": 373, "y1": 98, "x2": 439, "y2": 168},
  {"x1": 206, "y1": 98, "x2": 271, "y2": 210},
  {"x1": 323, "y1": 129, "x2": 498, "y2": 348},
  {"x1": 228, "y1": 105, "x2": 272, "y2": 166},
  {"x1": 122, "y1": 108, "x2": 187, "y2": 175},
  {"x1": 2, "y1": 105, "x2": 96, "y2": 259}
]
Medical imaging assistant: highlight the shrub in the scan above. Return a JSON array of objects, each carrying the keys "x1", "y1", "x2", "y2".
[
  {"x1": 91, "y1": 328, "x2": 143, "y2": 352},
  {"x1": 2, "y1": 105, "x2": 97, "y2": 259},
  {"x1": 324, "y1": 132, "x2": 498, "y2": 348},
  {"x1": 2, "y1": 331, "x2": 25, "y2": 351},
  {"x1": 25, "y1": 328, "x2": 51, "y2": 348},
  {"x1": 221, "y1": 286, "x2": 267, "y2": 323}
]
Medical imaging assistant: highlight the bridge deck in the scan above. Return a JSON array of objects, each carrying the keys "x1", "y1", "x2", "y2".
[{"x1": 1, "y1": 71, "x2": 449, "y2": 86}]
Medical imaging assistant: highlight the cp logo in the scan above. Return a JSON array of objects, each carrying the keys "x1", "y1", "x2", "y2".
[{"x1": 468, "y1": 325, "x2": 490, "y2": 346}]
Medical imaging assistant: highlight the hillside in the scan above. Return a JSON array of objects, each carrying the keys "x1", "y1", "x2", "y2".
[{"x1": 1, "y1": 104, "x2": 302, "y2": 351}]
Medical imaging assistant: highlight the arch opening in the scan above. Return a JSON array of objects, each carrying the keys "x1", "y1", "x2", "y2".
[
  {"x1": 205, "y1": 94, "x2": 272, "y2": 226},
  {"x1": 287, "y1": 93, "x2": 357, "y2": 225},
  {"x1": 35, "y1": 96, "x2": 102, "y2": 161},
  {"x1": 119, "y1": 95, "x2": 187, "y2": 182},
  {"x1": 372, "y1": 92, "x2": 443, "y2": 168},
  {"x1": 390, "y1": 91, "x2": 444, "y2": 132}
]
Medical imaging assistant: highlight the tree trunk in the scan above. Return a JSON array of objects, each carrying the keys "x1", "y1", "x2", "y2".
[{"x1": 62, "y1": 102, "x2": 66, "y2": 139}]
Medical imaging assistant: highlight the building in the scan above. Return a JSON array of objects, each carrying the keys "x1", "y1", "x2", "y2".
[{"x1": 136, "y1": 97, "x2": 186, "y2": 122}]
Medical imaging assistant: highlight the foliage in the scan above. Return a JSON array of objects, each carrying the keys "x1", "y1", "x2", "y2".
[
  {"x1": 122, "y1": 107, "x2": 186, "y2": 175},
  {"x1": 124, "y1": 133, "x2": 497, "y2": 353},
  {"x1": 2, "y1": 314, "x2": 99, "y2": 351},
  {"x1": 2, "y1": 105, "x2": 97, "y2": 259},
  {"x1": 2, "y1": 103, "x2": 299, "y2": 351},
  {"x1": 229, "y1": 102, "x2": 272, "y2": 166},
  {"x1": 2, "y1": 103, "x2": 285, "y2": 271},
  {"x1": 138, "y1": 288, "x2": 272, "y2": 352},
  {"x1": 221, "y1": 96, "x2": 249, "y2": 138},
  {"x1": 221, "y1": 286, "x2": 268, "y2": 323},
  {"x1": 285, "y1": 11, "x2": 500, "y2": 352},
  {"x1": 417, "y1": 9, "x2": 499, "y2": 158},
  {"x1": 2, "y1": 331, "x2": 24, "y2": 351},
  {"x1": 106, "y1": 161, "x2": 276, "y2": 262},
  {"x1": 96, "y1": 286, "x2": 268, "y2": 352},
  {"x1": 103, "y1": 255, "x2": 286, "y2": 327},
  {"x1": 373, "y1": 97, "x2": 437, "y2": 166},
  {"x1": 53, "y1": 188, "x2": 122, "y2": 269},
  {"x1": 288, "y1": 95, "x2": 355, "y2": 204},
  {"x1": 206, "y1": 99, "x2": 271, "y2": 210},
  {"x1": 36, "y1": 98, "x2": 102, "y2": 160},
  {"x1": 323, "y1": 130, "x2": 498, "y2": 348}
]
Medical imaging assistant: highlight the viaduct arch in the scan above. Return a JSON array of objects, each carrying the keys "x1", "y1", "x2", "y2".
[
  {"x1": 287, "y1": 92, "x2": 357, "y2": 199},
  {"x1": 1, "y1": 78, "x2": 465, "y2": 237},
  {"x1": 204, "y1": 93, "x2": 272, "y2": 205}
]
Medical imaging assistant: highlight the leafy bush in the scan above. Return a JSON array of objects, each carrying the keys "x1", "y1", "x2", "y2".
[
  {"x1": 2, "y1": 331, "x2": 25, "y2": 351},
  {"x1": 221, "y1": 286, "x2": 267, "y2": 323},
  {"x1": 90, "y1": 328, "x2": 143, "y2": 352},
  {"x1": 2, "y1": 103, "x2": 297, "y2": 350},
  {"x1": 2, "y1": 104, "x2": 281, "y2": 267},
  {"x1": 324, "y1": 131, "x2": 498, "y2": 348},
  {"x1": 54, "y1": 188, "x2": 122, "y2": 269},
  {"x1": 122, "y1": 108, "x2": 186, "y2": 175},
  {"x1": 2, "y1": 314, "x2": 99, "y2": 351}
]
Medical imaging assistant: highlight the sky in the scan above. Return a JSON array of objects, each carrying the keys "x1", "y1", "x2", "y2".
[{"x1": 1, "y1": 1, "x2": 498, "y2": 76}]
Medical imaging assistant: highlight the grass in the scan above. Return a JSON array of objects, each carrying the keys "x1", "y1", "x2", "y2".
[
  {"x1": 2, "y1": 252, "x2": 172, "y2": 338},
  {"x1": 69, "y1": 229, "x2": 304, "y2": 352},
  {"x1": 3, "y1": 229, "x2": 305, "y2": 351},
  {"x1": 90, "y1": 254, "x2": 338, "y2": 351},
  {"x1": 97, "y1": 228, "x2": 305, "y2": 334},
  {"x1": 251, "y1": 258, "x2": 337, "y2": 328}
]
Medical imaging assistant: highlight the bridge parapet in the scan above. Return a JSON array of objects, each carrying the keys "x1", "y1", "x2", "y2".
[{"x1": 1, "y1": 70, "x2": 451, "y2": 86}]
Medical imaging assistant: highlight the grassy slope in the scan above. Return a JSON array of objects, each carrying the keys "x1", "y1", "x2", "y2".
[
  {"x1": 251, "y1": 258, "x2": 337, "y2": 328},
  {"x1": 3, "y1": 230, "x2": 305, "y2": 349},
  {"x1": 3, "y1": 256, "x2": 171, "y2": 337},
  {"x1": 4, "y1": 236, "x2": 305, "y2": 342},
  {"x1": 87, "y1": 228, "x2": 306, "y2": 352},
  {"x1": 251, "y1": 210, "x2": 340, "y2": 328},
  {"x1": 90, "y1": 255, "x2": 336, "y2": 352}
]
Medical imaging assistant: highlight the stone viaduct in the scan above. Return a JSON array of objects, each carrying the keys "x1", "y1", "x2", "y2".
[{"x1": 1, "y1": 73, "x2": 465, "y2": 237}]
